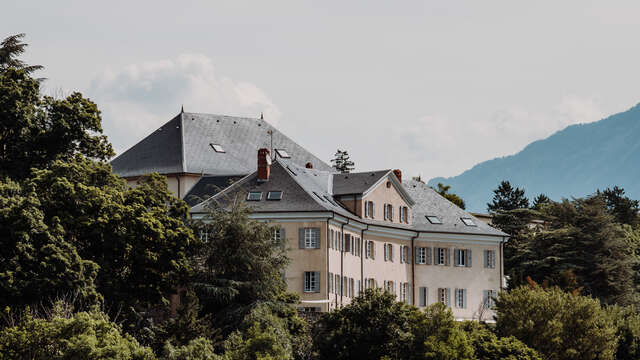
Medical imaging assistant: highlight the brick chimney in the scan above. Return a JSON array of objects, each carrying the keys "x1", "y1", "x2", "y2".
[
  {"x1": 393, "y1": 169, "x2": 402, "y2": 183},
  {"x1": 257, "y1": 148, "x2": 271, "y2": 182},
  {"x1": 305, "y1": 162, "x2": 313, "y2": 169}
]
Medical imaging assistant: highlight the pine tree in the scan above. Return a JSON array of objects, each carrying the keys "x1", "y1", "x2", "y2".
[
  {"x1": 487, "y1": 181, "x2": 529, "y2": 212},
  {"x1": 532, "y1": 194, "x2": 551, "y2": 210},
  {"x1": 331, "y1": 149, "x2": 355, "y2": 173}
]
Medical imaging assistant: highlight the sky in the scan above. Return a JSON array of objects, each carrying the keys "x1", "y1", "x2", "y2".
[{"x1": 3, "y1": 1, "x2": 640, "y2": 180}]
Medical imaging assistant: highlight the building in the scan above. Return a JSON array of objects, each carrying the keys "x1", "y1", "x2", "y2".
[{"x1": 113, "y1": 112, "x2": 508, "y2": 320}]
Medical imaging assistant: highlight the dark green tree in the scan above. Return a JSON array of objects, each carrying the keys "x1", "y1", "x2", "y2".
[
  {"x1": 460, "y1": 322, "x2": 541, "y2": 360},
  {"x1": 607, "y1": 305, "x2": 640, "y2": 360},
  {"x1": 435, "y1": 183, "x2": 466, "y2": 209},
  {"x1": 598, "y1": 186, "x2": 640, "y2": 228},
  {"x1": 531, "y1": 193, "x2": 551, "y2": 210},
  {"x1": 0, "y1": 33, "x2": 43, "y2": 73},
  {"x1": 487, "y1": 180, "x2": 529, "y2": 212},
  {"x1": 496, "y1": 285, "x2": 617, "y2": 360},
  {"x1": 330, "y1": 149, "x2": 355, "y2": 173}
]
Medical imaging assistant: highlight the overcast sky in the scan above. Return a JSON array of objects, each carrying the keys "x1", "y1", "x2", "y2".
[{"x1": 4, "y1": 1, "x2": 640, "y2": 180}]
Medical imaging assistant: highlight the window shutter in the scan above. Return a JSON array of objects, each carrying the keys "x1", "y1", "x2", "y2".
[
  {"x1": 467, "y1": 249, "x2": 472, "y2": 267},
  {"x1": 314, "y1": 271, "x2": 321, "y2": 292},
  {"x1": 391, "y1": 206, "x2": 394, "y2": 221},
  {"x1": 407, "y1": 246, "x2": 411, "y2": 264},
  {"x1": 445, "y1": 248, "x2": 451, "y2": 266},
  {"x1": 492, "y1": 250, "x2": 496, "y2": 269},
  {"x1": 372, "y1": 202, "x2": 375, "y2": 218},
  {"x1": 483, "y1": 290, "x2": 489, "y2": 307},
  {"x1": 427, "y1": 247, "x2": 432, "y2": 265},
  {"x1": 484, "y1": 250, "x2": 488, "y2": 268},
  {"x1": 372, "y1": 241, "x2": 376, "y2": 259},
  {"x1": 298, "y1": 228, "x2": 305, "y2": 248},
  {"x1": 463, "y1": 289, "x2": 467, "y2": 308},
  {"x1": 364, "y1": 201, "x2": 368, "y2": 217},
  {"x1": 365, "y1": 241, "x2": 370, "y2": 259},
  {"x1": 455, "y1": 288, "x2": 459, "y2": 308},
  {"x1": 446, "y1": 288, "x2": 451, "y2": 307},
  {"x1": 419, "y1": 287, "x2": 425, "y2": 306},
  {"x1": 384, "y1": 244, "x2": 389, "y2": 261},
  {"x1": 454, "y1": 248, "x2": 460, "y2": 266},
  {"x1": 314, "y1": 228, "x2": 321, "y2": 248},
  {"x1": 415, "y1": 247, "x2": 420, "y2": 263}
]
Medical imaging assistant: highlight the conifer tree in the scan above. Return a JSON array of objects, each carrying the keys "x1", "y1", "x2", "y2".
[{"x1": 330, "y1": 149, "x2": 355, "y2": 173}]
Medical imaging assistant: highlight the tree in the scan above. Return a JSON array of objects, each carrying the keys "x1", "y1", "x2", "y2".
[
  {"x1": 531, "y1": 194, "x2": 551, "y2": 210},
  {"x1": 487, "y1": 181, "x2": 529, "y2": 212},
  {"x1": 0, "y1": 33, "x2": 42, "y2": 74},
  {"x1": 421, "y1": 303, "x2": 475, "y2": 360},
  {"x1": 460, "y1": 322, "x2": 541, "y2": 360},
  {"x1": 330, "y1": 149, "x2": 355, "y2": 173},
  {"x1": 607, "y1": 305, "x2": 640, "y2": 360},
  {"x1": 598, "y1": 186, "x2": 640, "y2": 228},
  {"x1": 0, "y1": 306, "x2": 155, "y2": 360},
  {"x1": 496, "y1": 285, "x2": 618, "y2": 360},
  {"x1": 435, "y1": 183, "x2": 466, "y2": 209},
  {"x1": 0, "y1": 56, "x2": 113, "y2": 180}
]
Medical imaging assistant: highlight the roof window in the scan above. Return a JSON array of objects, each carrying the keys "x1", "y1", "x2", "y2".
[
  {"x1": 461, "y1": 217, "x2": 477, "y2": 226},
  {"x1": 267, "y1": 191, "x2": 283, "y2": 200},
  {"x1": 426, "y1": 216, "x2": 442, "y2": 224},
  {"x1": 210, "y1": 143, "x2": 225, "y2": 153},
  {"x1": 247, "y1": 191, "x2": 262, "y2": 201},
  {"x1": 275, "y1": 149, "x2": 291, "y2": 158}
]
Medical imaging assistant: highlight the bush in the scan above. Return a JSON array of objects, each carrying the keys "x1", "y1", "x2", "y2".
[{"x1": 461, "y1": 322, "x2": 541, "y2": 360}]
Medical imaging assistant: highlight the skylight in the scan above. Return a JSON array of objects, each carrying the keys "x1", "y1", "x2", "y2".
[
  {"x1": 247, "y1": 191, "x2": 262, "y2": 201},
  {"x1": 426, "y1": 216, "x2": 442, "y2": 224},
  {"x1": 461, "y1": 217, "x2": 477, "y2": 226},
  {"x1": 275, "y1": 149, "x2": 291, "y2": 158},
  {"x1": 267, "y1": 191, "x2": 283, "y2": 200},
  {"x1": 209, "y1": 143, "x2": 225, "y2": 153}
]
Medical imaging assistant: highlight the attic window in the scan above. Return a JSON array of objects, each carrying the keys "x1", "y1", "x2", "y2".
[
  {"x1": 247, "y1": 192, "x2": 262, "y2": 201},
  {"x1": 275, "y1": 149, "x2": 291, "y2": 158},
  {"x1": 426, "y1": 216, "x2": 442, "y2": 224},
  {"x1": 210, "y1": 144, "x2": 225, "y2": 153},
  {"x1": 267, "y1": 191, "x2": 283, "y2": 200},
  {"x1": 461, "y1": 217, "x2": 477, "y2": 226}
]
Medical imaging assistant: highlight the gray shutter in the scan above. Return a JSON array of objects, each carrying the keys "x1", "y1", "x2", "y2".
[
  {"x1": 455, "y1": 288, "x2": 459, "y2": 308},
  {"x1": 492, "y1": 250, "x2": 496, "y2": 269},
  {"x1": 407, "y1": 246, "x2": 411, "y2": 264},
  {"x1": 463, "y1": 289, "x2": 467, "y2": 309},
  {"x1": 467, "y1": 249, "x2": 472, "y2": 267},
  {"x1": 446, "y1": 288, "x2": 451, "y2": 306},
  {"x1": 483, "y1": 290, "x2": 489, "y2": 307},
  {"x1": 298, "y1": 228, "x2": 305, "y2": 248},
  {"x1": 279, "y1": 228, "x2": 285, "y2": 242},
  {"x1": 484, "y1": 250, "x2": 488, "y2": 268},
  {"x1": 314, "y1": 271, "x2": 320, "y2": 292},
  {"x1": 373, "y1": 241, "x2": 376, "y2": 259},
  {"x1": 419, "y1": 287, "x2": 426, "y2": 306},
  {"x1": 427, "y1": 247, "x2": 432, "y2": 265},
  {"x1": 372, "y1": 202, "x2": 375, "y2": 218},
  {"x1": 314, "y1": 228, "x2": 321, "y2": 248},
  {"x1": 445, "y1": 248, "x2": 451, "y2": 266},
  {"x1": 454, "y1": 248, "x2": 459, "y2": 266}
]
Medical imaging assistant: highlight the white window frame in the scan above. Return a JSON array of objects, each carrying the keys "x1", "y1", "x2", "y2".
[
  {"x1": 266, "y1": 191, "x2": 283, "y2": 200},
  {"x1": 437, "y1": 248, "x2": 446, "y2": 265},
  {"x1": 438, "y1": 288, "x2": 448, "y2": 305},
  {"x1": 247, "y1": 191, "x2": 262, "y2": 201},
  {"x1": 304, "y1": 271, "x2": 319, "y2": 293},
  {"x1": 304, "y1": 228, "x2": 320, "y2": 248},
  {"x1": 417, "y1": 247, "x2": 426, "y2": 264},
  {"x1": 455, "y1": 249, "x2": 467, "y2": 267},
  {"x1": 273, "y1": 228, "x2": 281, "y2": 242},
  {"x1": 209, "y1": 143, "x2": 225, "y2": 153}
]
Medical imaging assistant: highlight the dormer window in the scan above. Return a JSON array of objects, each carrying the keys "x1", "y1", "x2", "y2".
[
  {"x1": 275, "y1": 149, "x2": 291, "y2": 158},
  {"x1": 247, "y1": 191, "x2": 262, "y2": 201},
  {"x1": 267, "y1": 191, "x2": 283, "y2": 200},
  {"x1": 426, "y1": 216, "x2": 442, "y2": 224},
  {"x1": 210, "y1": 143, "x2": 225, "y2": 153},
  {"x1": 461, "y1": 217, "x2": 477, "y2": 226}
]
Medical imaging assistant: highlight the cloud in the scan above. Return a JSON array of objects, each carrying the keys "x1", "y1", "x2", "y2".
[
  {"x1": 392, "y1": 95, "x2": 605, "y2": 180},
  {"x1": 88, "y1": 54, "x2": 281, "y2": 154}
]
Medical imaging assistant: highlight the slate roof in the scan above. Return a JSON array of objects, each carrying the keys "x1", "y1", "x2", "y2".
[
  {"x1": 191, "y1": 159, "x2": 508, "y2": 238},
  {"x1": 332, "y1": 170, "x2": 392, "y2": 195},
  {"x1": 111, "y1": 112, "x2": 333, "y2": 178},
  {"x1": 183, "y1": 175, "x2": 244, "y2": 207}
]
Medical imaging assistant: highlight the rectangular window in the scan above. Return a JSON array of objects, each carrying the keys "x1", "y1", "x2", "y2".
[
  {"x1": 304, "y1": 228, "x2": 320, "y2": 248},
  {"x1": 416, "y1": 247, "x2": 426, "y2": 264},
  {"x1": 455, "y1": 288, "x2": 467, "y2": 308},
  {"x1": 247, "y1": 191, "x2": 262, "y2": 201},
  {"x1": 344, "y1": 235, "x2": 351, "y2": 253},
  {"x1": 484, "y1": 250, "x2": 496, "y2": 268},
  {"x1": 461, "y1": 217, "x2": 477, "y2": 226},
  {"x1": 335, "y1": 274, "x2": 340, "y2": 294},
  {"x1": 357, "y1": 280, "x2": 361, "y2": 296},
  {"x1": 419, "y1": 287, "x2": 428, "y2": 307},
  {"x1": 426, "y1": 215, "x2": 442, "y2": 224},
  {"x1": 438, "y1": 288, "x2": 450, "y2": 306},
  {"x1": 329, "y1": 230, "x2": 334, "y2": 249},
  {"x1": 350, "y1": 278, "x2": 354, "y2": 298},
  {"x1": 209, "y1": 143, "x2": 225, "y2": 153},
  {"x1": 364, "y1": 201, "x2": 369, "y2": 217},
  {"x1": 436, "y1": 248, "x2": 447, "y2": 265},
  {"x1": 328, "y1": 272, "x2": 333, "y2": 293},
  {"x1": 304, "y1": 271, "x2": 320, "y2": 292},
  {"x1": 483, "y1": 289, "x2": 497, "y2": 308},
  {"x1": 454, "y1": 249, "x2": 472, "y2": 267},
  {"x1": 267, "y1": 191, "x2": 283, "y2": 200},
  {"x1": 273, "y1": 228, "x2": 282, "y2": 242},
  {"x1": 275, "y1": 148, "x2": 291, "y2": 158}
]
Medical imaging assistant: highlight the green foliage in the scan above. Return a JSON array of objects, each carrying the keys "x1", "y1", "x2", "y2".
[
  {"x1": 607, "y1": 305, "x2": 640, "y2": 360},
  {"x1": 461, "y1": 322, "x2": 541, "y2": 360},
  {"x1": 162, "y1": 338, "x2": 220, "y2": 360},
  {"x1": 330, "y1": 149, "x2": 355, "y2": 173},
  {"x1": 422, "y1": 303, "x2": 474, "y2": 360},
  {"x1": 598, "y1": 186, "x2": 640, "y2": 228},
  {"x1": 496, "y1": 285, "x2": 618, "y2": 360},
  {"x1": 435, "y1": 183, "x2": 466, "y2": 209},
  {"x1": 487, "y1": 181, "x2": 529, "y2": 212},
  {"x1": 0, "y1": 306, "x2": 155, "y2": 360},
  {"x1": 531, "y1": 193, "x2": 550, "y2": 210},
  {"x1": 0, "y1": 33, "x2": 43, "y2": 74}
]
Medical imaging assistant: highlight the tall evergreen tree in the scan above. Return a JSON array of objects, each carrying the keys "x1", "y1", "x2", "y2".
[
  {"x1": 330, "y1": 149, "x2": 355, "y2": 173},
  {"x1": 598, "y1": 186, "x2": 640, "y2": 228},
  {"x1": 531, "y1": 194, "x2": 551, "y2": 210},
  {"x1": 487, "y1": 180, "x2": 529, "y2": 212}
]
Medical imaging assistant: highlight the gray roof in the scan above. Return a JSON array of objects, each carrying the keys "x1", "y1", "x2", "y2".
[
  {"x1": 332, "y1": 170, "x2": 392, "y2": 195},
  {"x1": 111, "y1": 112, "x2": 333, "y2": 178},
  {"x1": 184, "y1": 175, "x2": 244, "y2": 207},
  {"x1": 192, "y1": 160, "x2": 508, "y2": 238}
]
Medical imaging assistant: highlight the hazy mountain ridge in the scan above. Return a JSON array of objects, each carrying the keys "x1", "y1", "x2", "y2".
[{"x1": 429, "y1": 103, "x2": 640, "y2": 212}]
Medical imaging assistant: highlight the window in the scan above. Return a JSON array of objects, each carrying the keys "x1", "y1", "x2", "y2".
[
  {"x1": 304, "y1": 228, "x2": 320, "y2": 248},
  {"x1": 426, "y1": 215, "x2": 442, "y2": 224},
  {"x1": 335, "y1": 274, "x2": 340, "y2": 294},
  {"x1": 454, "y1": 249, "x2": 472, "y2": 267},
  {"x1": 267, "y1": 191, "x2": 283, "y2": 200},
  {"x1": 275, "y1": 149, "x2": 291, "y2": 158},
  {"x1": 350, "y1": 278, "x2": 355, "y2": 298},
  {"x1": 483, "y1": 289, "x2": 497, "y2": 308},
  {"x1": 400, "y1": 245, "x2": 410, "y2": 264},
  {"x1": 438, "y1": 288, "x2": 450, "y2": 306},
  {"x1": 435, "y1": 247, "x2": 448, "y2": 265},
  {"x1": 357, "y1": 280, "x2": 361, "y2": 296},
  {"x1": 384, "y1": 243, "x2": 394, "y2": 262},
  {"x1": 304, "y1": 271, "x2": 320, "y2": 292},
  {"x1": 328, "y1": 272, "x2": 333, "y2": 293},
  {"x1": 400, "y1": 206, "x2": 409, "y2": 223},
  {"x1": 461, "y1": 217, "x2": 477, "y2": 226},
  {"x1": 209, "y1": 143, "x2": 225, "y2": 153},
  {"x1": 199, "y1": 229, "x2": 209, "y2": 242},
  {"x1": 247, "y1": 191, "x2": 262, "y2": 201},
  {"x1": 344, "y1": 235, "x2": 351, "y2": 253},
  {"x1": 329, "y1": 230, "x2": 334, "y2": 249},
  {"x1": 418, "y1": 287, "x2": 428, "y2": 307},
  {"x1": 383, "y1": 204, "x2": 394, "y2": 221},
  {"x1": 364, "y1": 201, "x2": 375, "y2": 218},
  {"x1": 484, "y1": 250, "x2": 496, "y2": 268},
  {"x1": 416, "y1": 247, "x2": 426, "y2": 264},
  {"x1": 335, "y1": 232, "x2": 340, "y2": 250},
  {"x1": 273, "y1": 228, "x2": 282, "y2": 242},
  {"x1": 455, "y1": 288, "x2": 467, "y2": 308}
]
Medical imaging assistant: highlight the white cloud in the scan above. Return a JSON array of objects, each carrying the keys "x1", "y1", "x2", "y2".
[
  {"x1": 88, "y1": 54, "x2": 281, "y2": 154},
  {"x1": 392, "y1": 95, "x2": 605, "y2": 180}
]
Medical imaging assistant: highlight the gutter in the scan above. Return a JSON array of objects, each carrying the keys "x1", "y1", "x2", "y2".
[{"x1": 411, "y1": 232, "x2": 418, "y2": 305}]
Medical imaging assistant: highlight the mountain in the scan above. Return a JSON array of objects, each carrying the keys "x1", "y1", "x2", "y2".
[{"x1": 428, "y1": 103, "x2": 640, "y2": 212}]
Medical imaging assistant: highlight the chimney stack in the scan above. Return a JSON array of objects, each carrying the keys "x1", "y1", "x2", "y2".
[
  {"x1": 305, "y1": 162, "x2": 313, "y2": 169},
  {"x1": 393, "y1": 169, "x2": 402, "y2": 183},
  {"x1": 257, "y1": 148, "x2": 271, "y2": 182}
]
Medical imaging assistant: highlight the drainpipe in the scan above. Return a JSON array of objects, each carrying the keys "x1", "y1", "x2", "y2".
[
  {"x1": 411, "y1": 232, "x2": 418, "y2": 306},
  {"x1": 326, "y1": 213, "x2": 334, "y2": 311},
  {"x1": 175, "y1": 175, "x2": 181, "y2": 198},
  {"x1": 500, "y1": 236, "x2": 506, "y2": 291},
  {"x1": 360, "y1": 225, "x2": 369, "y2": 293},
  {"x1": 340, "y1": 220, "x2": 348, "y2": 306}
]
